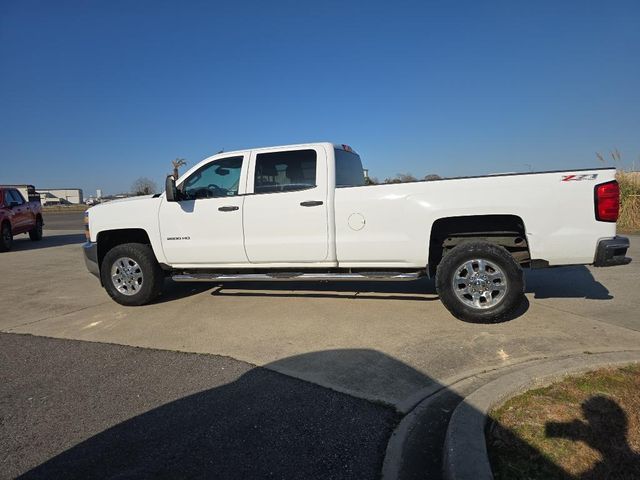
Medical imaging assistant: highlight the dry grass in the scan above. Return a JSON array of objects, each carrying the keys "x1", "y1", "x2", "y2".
[
  {"x1": 487, "y1": 364, "x2": 640, "y2": 479},
  {"x1": 41, "y1": 204, "x2": 89, "y2": 213},
  {"x1": 617, "y1": 171, "x2": 640, "y2": 232}
]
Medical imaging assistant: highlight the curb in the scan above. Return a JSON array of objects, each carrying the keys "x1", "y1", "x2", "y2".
[
  {"x1": 380, "y1": 348, "x2": 635, "y2": 479},
  {"x1": 442, "y1": 350, "x2": 640, "y2": 480}
]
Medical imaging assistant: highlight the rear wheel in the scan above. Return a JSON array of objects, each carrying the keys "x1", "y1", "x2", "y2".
[
  {"x1": 100, "y1": 243, "x2": 164, "y2": 306},
  {"x1": 0, "y1": 223, "x2": 12, "y2": 252},
  {"x1": 436, "y1": 241, "x2": 524, "y2": 322},
  {"x1": 29, "y1": 217, "x2": 43, "y2": 241}
]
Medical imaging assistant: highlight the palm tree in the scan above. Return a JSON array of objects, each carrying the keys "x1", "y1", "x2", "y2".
[{"x1": 172, "y1": 158, "x2": 187, "y2": 179}]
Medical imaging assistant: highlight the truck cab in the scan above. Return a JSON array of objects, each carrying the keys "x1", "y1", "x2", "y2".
[{"x1": 161, "y1": 143, "x2": 344, "y2": 266}]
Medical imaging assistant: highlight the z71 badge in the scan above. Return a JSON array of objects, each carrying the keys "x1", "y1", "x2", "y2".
[{"x1": 561, "y1": 174, "x2": 598, "y2": 182}]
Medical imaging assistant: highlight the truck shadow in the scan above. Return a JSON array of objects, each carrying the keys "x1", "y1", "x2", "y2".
[
  {"x1": 12, "y1": 344, "x2": 589, "y2": 480},
  {"x1": 208, "y1": 265, "x2": 612, "y2": 305},
  {"x1": 151, "y1": 280, "x2": 215, "y2": 304},
  {"x1": 209, "y1": 282, "x2": 529, "y2": 323},
  {"x1": 6, "y1": 233, "x2": 85, "y2": 252},
  {"x1": 525, "y1": 266, "x2": 612, "y2": 300}
]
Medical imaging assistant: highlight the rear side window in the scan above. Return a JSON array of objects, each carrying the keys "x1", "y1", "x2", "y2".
[
  {"x1": 254, "y1": 149, "x2": 317, "y2": 194},
  {"x1": 335, "y1": 149, "x2": 365, "y2": 187}
]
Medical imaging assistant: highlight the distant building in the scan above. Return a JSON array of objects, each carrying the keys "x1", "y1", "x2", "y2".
[{"x1": 38, "y1": 188, "x2": 84, "y2": 205}]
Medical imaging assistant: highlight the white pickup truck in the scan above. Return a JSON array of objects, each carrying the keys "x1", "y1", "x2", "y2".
[{"x1": 83, "y1": 142, "x2": 631, "y2": 322}]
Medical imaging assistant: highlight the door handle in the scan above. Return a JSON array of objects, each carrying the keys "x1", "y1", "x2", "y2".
[
  {"x1": 218, "y1": 206, "x2": 239, "y2": 212},
  {"x1": 300, "y1": 200, "x2": 323, "y2": 207}
]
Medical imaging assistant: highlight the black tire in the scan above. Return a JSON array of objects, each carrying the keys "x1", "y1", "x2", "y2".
[
  {"x1": 100, "y1": 243, "x2": 164, "y2": 306},
  {"x1": 0, "y1": 222, "x2": 12, "y2": 252},
  {"x1": 435, "y1": 241, "x2": 524, "y2": 323},
  {"x1": 29, "y1": 216, "x2": 43, "y2": 241}
]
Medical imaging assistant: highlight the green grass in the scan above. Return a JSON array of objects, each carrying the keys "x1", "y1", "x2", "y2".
[{"x1": 42, "y1": 204, "x2": 88, "y2": 213}]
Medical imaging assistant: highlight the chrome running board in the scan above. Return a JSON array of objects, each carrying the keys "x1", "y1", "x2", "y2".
[{"x1": 171, "y1": 271, "x2": 423, "y2": 282}]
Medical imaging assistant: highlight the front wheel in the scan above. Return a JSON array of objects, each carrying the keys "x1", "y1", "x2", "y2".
[
  {"x1": 100, "y1": 243, "x2": 164, "y2": 306},
  {"x1": 435, "y1": 241, "x2": 524, "y2": 322}
]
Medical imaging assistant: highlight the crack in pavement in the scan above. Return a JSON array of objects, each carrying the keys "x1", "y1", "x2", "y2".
[{"x1": 3, "y1": 301, "x2": 113, "y2": 331}]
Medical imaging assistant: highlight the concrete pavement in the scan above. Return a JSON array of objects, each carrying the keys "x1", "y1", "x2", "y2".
[{"x1": 1, "y1": 228, "x2": 638, "y2": 409}]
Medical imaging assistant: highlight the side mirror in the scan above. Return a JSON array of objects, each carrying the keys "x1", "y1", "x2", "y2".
[{"x1": 165, "y1": 175, "x2": 178, "y2": 202}]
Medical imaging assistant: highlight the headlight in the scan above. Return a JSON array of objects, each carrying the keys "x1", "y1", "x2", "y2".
[{"x1": 84, "y1": 210, "x2": 90, "y2": 241}]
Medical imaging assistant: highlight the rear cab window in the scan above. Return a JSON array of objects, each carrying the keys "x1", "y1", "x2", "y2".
[{"x1": 334, "y1": 148, "x2": 365, "y2": 188}]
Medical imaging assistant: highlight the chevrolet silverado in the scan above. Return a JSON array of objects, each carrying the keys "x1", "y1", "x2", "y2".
[{"x1": 82, "y1": 142, "x2": 631, "y2": 322}]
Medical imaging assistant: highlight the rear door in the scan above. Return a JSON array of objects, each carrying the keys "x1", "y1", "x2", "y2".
[{"x1": 242, "y1": 146, "x2": 329, "y2": 263}]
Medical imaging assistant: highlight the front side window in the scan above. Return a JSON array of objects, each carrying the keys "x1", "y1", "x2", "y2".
[
  {"x1": 254, "y1": 149, "x2": 317, "y2": 194},
  {"x1": 180, "y1": 156, "x2": 243, "y2": 200},
  {"x1": 8, "y1": 190, "x2": 24, "y2": 205}
]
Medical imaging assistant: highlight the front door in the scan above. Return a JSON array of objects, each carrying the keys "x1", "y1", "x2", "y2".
[
  {"x1": 242, "y1": 147, "x2": 329, "y2": 263},
  {"x1": 7, "y1": 190, "x2": 29, "y2": 232},
  {"x1": 158, "y1": 154, "x2": 248, "y2": 265}
]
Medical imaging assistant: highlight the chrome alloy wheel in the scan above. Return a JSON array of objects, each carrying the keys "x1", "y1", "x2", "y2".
[
  {"x1": 451, "y1": 258, "x2": 507, "y2": 309},
  {"x1": 110, "y1": 257, "x2": 143, "y2": 296}
]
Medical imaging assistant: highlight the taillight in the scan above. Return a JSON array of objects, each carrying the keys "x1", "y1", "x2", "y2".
[{"x1": 594, "y1": 180, "x2": 620, "y2": 222}]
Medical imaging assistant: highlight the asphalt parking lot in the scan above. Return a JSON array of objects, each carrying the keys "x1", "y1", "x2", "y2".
[{"x1": 1, "y1": 212, "x2": 639, "y2": 478}]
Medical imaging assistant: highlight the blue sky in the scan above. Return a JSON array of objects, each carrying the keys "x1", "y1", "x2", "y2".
[{"x1": 1, "y1": 0, "x2": 639, "y2": 195}]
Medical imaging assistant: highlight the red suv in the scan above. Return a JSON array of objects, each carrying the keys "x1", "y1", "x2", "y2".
[{"x1": 0, "y1": 186, "x2": 44, "y2": 251}]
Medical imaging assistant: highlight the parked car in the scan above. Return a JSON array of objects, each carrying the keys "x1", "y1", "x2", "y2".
[
  {"x1": 82, "y1": 142, "x2": 631, "y2": 321},
  {"x1": 0, "y1": 186, "x2": 44, "y2": 251}
]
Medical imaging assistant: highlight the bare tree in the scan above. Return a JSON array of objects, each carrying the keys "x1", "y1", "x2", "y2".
[
  {"x1": 365, "y1": 176, "x2": 379, "y2": 185},
  {"x1": 131, "y1": 177, "x2": 157, "y2": 196},
  {"x1": 384, "y1": 173, "x2": 418, "y2": 184},
  {"x1": 172, "y1": 158, "x2": 187, "y2": 179},
  {"x1": 424, "y1": 174, "x2": 442, "y2": 181}
]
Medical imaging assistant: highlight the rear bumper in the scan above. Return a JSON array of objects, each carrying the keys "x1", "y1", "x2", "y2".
[
  {"x1": 83, "y1": 241, "x2": 100, "y2": 278},
  {"x1": 593, "y1": 236, "x2": 632, "y2": 267}
]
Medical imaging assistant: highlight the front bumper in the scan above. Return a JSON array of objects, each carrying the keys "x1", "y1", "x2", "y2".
[
  {"x1": 593, "y1": 236, "x2": 632, "y2": 267},
  {"x1": 83, "y1": 241, "x2": 100, "y2": 278}
]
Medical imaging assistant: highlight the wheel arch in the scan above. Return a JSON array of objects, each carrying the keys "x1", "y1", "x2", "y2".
[
  {"x1": 428, "y1": 214, "x2": 530, "y2": 277},
  {"x1": 96, "y1": 228, "x2": 153, "y2": 273}
]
